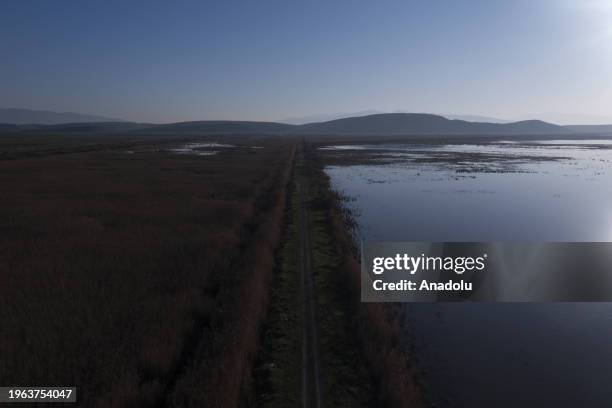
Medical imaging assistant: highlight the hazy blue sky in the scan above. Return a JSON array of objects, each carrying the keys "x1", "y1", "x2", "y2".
[{"x1": 1, "y1": 0, "x2": 611, "y2": 123}]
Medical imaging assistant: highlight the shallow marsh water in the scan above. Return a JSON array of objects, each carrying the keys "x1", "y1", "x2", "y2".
[{"x1": 323, "y1": 141, "x2": 612, "y2": 407}]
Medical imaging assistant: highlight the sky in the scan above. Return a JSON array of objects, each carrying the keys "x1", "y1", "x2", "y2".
[{"x1": 1, "y1": 0, "x2": 611, "y2": 124}]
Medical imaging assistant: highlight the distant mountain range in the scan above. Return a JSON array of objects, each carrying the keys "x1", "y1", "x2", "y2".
[
  {"x1": 0, "y1": 108, "x2": 121, "y2": 125},
  {"x1": 295, "y1": 113, "x2": 569, "y2": 135},
  {"x1": 2, "y1": 109, "x2": 612, "y2": 137}
]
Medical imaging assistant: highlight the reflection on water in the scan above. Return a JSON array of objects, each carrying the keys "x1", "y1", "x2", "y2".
[
  {"x1": 323, "y1": 141, "x2": 612, "y2": 407},
  {"x1": 325, "y1": 142, "x2": 612, "y2": 241}
]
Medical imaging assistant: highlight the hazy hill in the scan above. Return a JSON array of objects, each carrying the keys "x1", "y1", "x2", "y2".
[
  {"x1": 497, "y1": 120, "x2": 572, "y2": 135},
  {"x1": 565, "y1": 125, "x2": 612, "y2": 135},
  {"x1": 141, "y1": 121, "x2": 295, "y2": 134},
  {"x1": 443, "y1": 114, "x2": 509, "y2": 123},
  {"x1": 0, "y1": 122, "x2": 147, "y2": 135},
  {"x1": 0, "y1": 123, "x2": 19, "y2": 131},
  {"x1": 284, "y1": 112, "x2": 511, "y2": 125},
  {"x1": 41, "y1": 122, "x2": 146, "y2": 133},
  {"x1": 280, "y1": 110, "x2": 383, "y2": 125},
  {"x1": 0, "y1": 108, "x2": 121, "y2": 125},
  {"x1": 295, "y1": 113, "x2": 569, "y2": 135}
]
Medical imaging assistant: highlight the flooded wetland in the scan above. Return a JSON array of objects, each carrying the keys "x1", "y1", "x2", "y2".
[{"x1": 321, "y1": 139, "x2": 612, "y2": 407}]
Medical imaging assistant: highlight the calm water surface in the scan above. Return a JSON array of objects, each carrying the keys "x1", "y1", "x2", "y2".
[{"x1": 324, "y1": 141, "x2": 612, "y2": 407}]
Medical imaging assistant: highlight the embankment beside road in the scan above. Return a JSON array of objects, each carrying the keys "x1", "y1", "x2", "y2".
[{"x1": 306, "y1": 143, "x2": 425, "y2": 408}]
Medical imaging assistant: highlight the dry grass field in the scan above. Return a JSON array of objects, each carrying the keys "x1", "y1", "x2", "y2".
[{"x1": 0, "y1": 134, "x2": 294, "y2": 406}]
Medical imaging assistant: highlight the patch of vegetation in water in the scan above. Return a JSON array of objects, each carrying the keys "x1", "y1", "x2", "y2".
[{"x1": 318, "y1": 143, "x2": 572, "y2": 175}]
